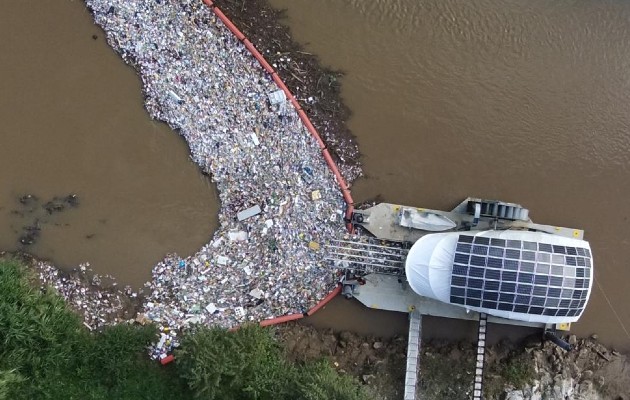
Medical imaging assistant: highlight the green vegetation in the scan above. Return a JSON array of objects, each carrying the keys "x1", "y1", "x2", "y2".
[
  {"x1": 176, "y1": 324, "x2": 370, "y2": 400},
  {"x1": 484, "y1": 351, "x2": 536, "y2": 399},
  {"x1": 0, "y1": 259, "x2": 189, "y2": 400},
  {"x1": 501, "y1": 352, "x2": 535, "y2": 387},
  {"x1": 0, "y1": 258, "x2": 371, "y2": 400}
]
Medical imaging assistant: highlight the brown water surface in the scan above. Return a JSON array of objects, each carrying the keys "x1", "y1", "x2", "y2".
[
  {"x1": 271, "y1": 0, "x2": 630, "y2": 351},
  {"x1": 0, "y1": 1, "x2": 219, "y2": 287}
]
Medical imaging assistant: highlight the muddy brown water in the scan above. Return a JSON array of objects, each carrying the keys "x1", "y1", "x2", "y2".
[
  {"x1": 0, "y1": 1, "x2": 218, "y2": 287},
  {"x1": 271, "y1": 0, "x2": 630, "y2": 351},
  {"x1": 3, "y1": 1, "x2": 630, "y2": 352}
]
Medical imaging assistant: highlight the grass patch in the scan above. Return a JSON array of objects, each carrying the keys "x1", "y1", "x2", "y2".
[
  {"x1": 0, "y1": 257, "x2": 371, "y2": 400},
  {"x1": 176, "y1": 324, "x2": 372, "y2": 400},
  {"x1": 0, "y1": 258, "x2": 189, "y2": 400},
  {"x1": 484, "y1": 351, "x2": 536, "y2": 399}
]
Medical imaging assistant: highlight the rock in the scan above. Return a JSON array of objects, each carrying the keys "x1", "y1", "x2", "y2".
[
  {"x1": 339, "y1": 331, "x2": 353, "y2": 343},
  {"x1": 595, "y1": 375, "x2": 605, "y2": 386},
  {"x1": 373, "y1": 341, "x2": 383, "y2": 350},
  {"x1": 568, "y1": 334, "x2": 577, "y2": 346},
  {"x1": 523, "y1": 333, "x2": 542, "y2": 348},
  {"x1": 505, "y1": 390, "x2": 525, "y2": 400},
  {"x1": 361, "y1": 374, "x2": 374, "y2": 384},
  {"x1": 582, "y1": 370, "x2": 593, "y2": 380},
  {"x1": 591, "y1": 333, "x2": 599, "y2": 340}
]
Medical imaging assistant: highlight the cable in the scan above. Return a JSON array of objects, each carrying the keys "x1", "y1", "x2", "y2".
[{"x1": 595, "y1": 277, "x2": 630, "y2": 340}]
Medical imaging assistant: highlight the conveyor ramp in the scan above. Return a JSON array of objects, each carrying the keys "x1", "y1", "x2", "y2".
[
  {"x1": 404, "y1": 311, "x2": 422, "y2": 400},
  {"x1": 473, "y1": 313, "x2": 488, "y2": 400},
  {"x1": 324, "y1": 239, "x2": 408, "y2": 275}
]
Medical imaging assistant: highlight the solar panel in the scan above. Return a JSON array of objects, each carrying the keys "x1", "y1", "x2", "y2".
[{"x1": 449, "y1": 234, "x2": 592, "y2": 318}]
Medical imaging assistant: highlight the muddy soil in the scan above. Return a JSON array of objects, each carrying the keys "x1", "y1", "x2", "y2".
[
  {"x1": 275, "y1": 322, "x2": 407, "y2": 400},
  {"x1": 275, "y1": 322, "x2": 630, "y2": 400}
]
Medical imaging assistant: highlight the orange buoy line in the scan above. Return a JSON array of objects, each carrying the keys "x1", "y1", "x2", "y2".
[
  {"x1": 259, "y1": 313, "x2": 304, "y2": 327},
  {"x1": 200, "y1": 0, "x2": 354, "y2": 328},
  {"x1": 306, "y1": 285, "x2": 342, "y2": 316}
]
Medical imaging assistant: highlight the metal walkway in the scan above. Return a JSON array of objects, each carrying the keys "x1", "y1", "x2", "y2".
[
  {"x1": 324, "y1": 239, "x2": 408, "y2": 276},
  {"x1": 473, "y1": 313, "x2": 488, "y2": 400},
  {"x1": 404, "y1": 311, "x2": 422, "y2": 400}
]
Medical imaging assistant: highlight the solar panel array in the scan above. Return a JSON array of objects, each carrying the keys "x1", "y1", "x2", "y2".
[{"x1": 449, "y1": 235, "x2": 591, "y2": 318}]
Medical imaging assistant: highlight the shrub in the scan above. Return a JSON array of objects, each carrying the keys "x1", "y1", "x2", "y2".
[
  {"x1": 176, "y1": 324, "x2": 373, "y2": 400},
  {"x1": 0, "y1": 259, "x2": 189, "y2": 400},
  {"x1": 293, "y1": 360, "x2": 371, "y2": 400},
  {"x1": 176, "y1": 324, "x2": 293, "y2": 399},
  {"x1": 0, "y1": 258, "x2": 372, "y2": 400}
]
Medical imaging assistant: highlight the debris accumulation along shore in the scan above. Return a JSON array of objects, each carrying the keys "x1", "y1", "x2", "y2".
[
  {"x1": 77, "y1": 0, "x2": 358, "y2": 359},
  {"x1": 8, "y1": 0, "x2": 362, "y2": 362},
  {"x1": 490, "y1": 335, "x2": 630, "y2": 400}
]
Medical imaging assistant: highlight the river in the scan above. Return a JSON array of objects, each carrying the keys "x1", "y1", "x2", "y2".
[
  {"x1": 2, "y1": 0, "x2": 629, "y2": 352},
  {"x1": 0, "y1": 1, "x2": 218, "y2": 287},
  {"x1": 269, "y1": 0, "x2": 630, "y2": 351}
]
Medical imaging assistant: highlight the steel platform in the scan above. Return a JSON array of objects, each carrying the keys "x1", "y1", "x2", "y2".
[{"x1": 352, "y1": 273, "x2": 550, "y2": 329}]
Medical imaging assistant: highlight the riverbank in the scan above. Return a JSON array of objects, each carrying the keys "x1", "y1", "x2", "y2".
[
  {"x1": 5, "y1": 250, "x2": 629, "y2": 398},
  {"x1": 277, "y1": 322, "x2": 630, "y2": 400}
]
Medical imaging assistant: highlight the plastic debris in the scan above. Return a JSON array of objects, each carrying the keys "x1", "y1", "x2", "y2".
[
  {"x1": 228, "y1": 230, "x2": 248, "y2": 242},
  {"x1": 249, "y1": 288, "x2": 264, "y2": 299},
  {"x1": 217, "y1": 255, "x2": 229, "y2": 266},
  {"x1": 205, "y1": 303, "x2": 217, "y2": 314},
  {"x1": 168, "y1": 90, "x2": 183, "y2": 104},
  {"x1": 62, "y1": 0, "x2": 356, "y2": 360},
  {"x1": 234, "y1": 307, "x2": 246, "y2": 319},
  {"x1": 250, "y1": 132, "x2": 260, "y2": 146},
  {"x1": 268, "y1": 89, "x2": 286, "y2": 105},
  {"x1": 237, "y1": 205, "x2": 262, "y2": 221}
]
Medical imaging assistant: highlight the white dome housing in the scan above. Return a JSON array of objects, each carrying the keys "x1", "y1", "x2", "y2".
[{"x1": 405, "y1": 230, "x2": 593, "y2": 324}]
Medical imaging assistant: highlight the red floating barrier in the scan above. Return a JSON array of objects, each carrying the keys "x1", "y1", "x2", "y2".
[
  {"x1": 322, "y1": 149, "x2": 349, "y2": 190},
  {"x1": 243, "y1": 39, "x2": 275, "y2": 73},
  {"x1": 160, "y1": 354, "x2": 175, "y2": 365},
  {"x1": 271, "y1": 73, "x2": 292, "y2": 98},
  {"x1": 345, "y1": 204, "x2": 355, "y2": 221},
  {"x1": 212, "y1": 8, "x2": 246, "y2": 41},
  {"x1": 202, "y1": 0, "x2": 214, "y2": 6},
  {"x1": 288, "y1": 95, "x2": 302, "y2": 111},
  {"x1": 307, "y1": 286, "x2": 341, "y2": 316},
  {"x1": 342, "y1": 191, "x2": 354, "y2": 208},
  {"x1": 259, "y1": 313, "x2": 304, "y2": 327},
  {"x1": 345, "y1": 205, "x2": 355, "y2": 232},
  {"x1": 297, "y1": 110, "x2": 326, "y2": 149}
]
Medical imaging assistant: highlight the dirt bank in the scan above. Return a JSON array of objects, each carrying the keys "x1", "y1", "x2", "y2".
[
  {"x1": 7, "y1": 251, "x2": 629, "y2": 398},
  {"x1": 275, "y1": 322, "x2": 629, "y2": 400}
]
